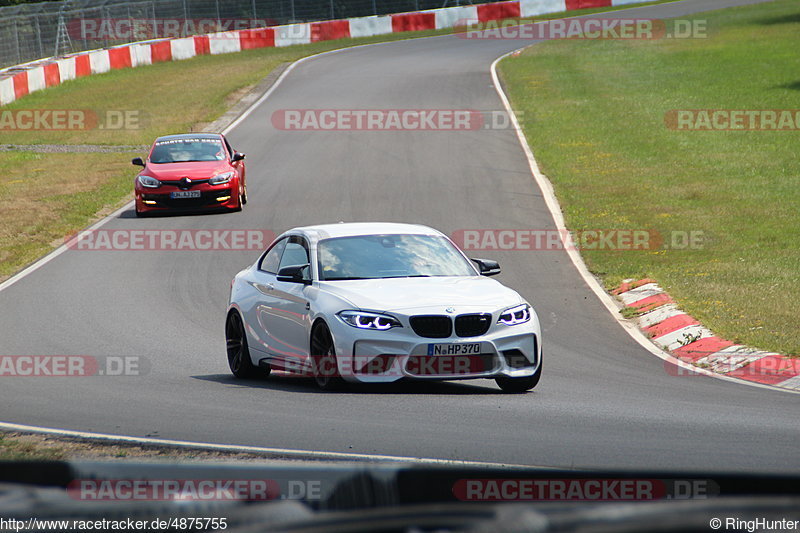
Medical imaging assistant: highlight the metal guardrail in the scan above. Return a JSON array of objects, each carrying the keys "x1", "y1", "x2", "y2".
[{"x1": 0, "y1": 0, "x2": 493, "y2": 70}]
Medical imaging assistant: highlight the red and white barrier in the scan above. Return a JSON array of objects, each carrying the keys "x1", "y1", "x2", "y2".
[
  {"x1": 520, "y1": 0, "x2": 566, "y2": 17},
  {"x1": 434, "y1": 6, "x2": 478, "y2": 29},
  {"x1": 349, "y1": 15, "x2": 393, "y2": 38},
  {"x1": 0, "y1": 77, "x2": 13, "y2": 104},
  {"x1": 0, "y1": 0, "x2": 648, "y2": 106},
  {"x1": 26, "y1": 65, "x2": 47, "y2": 93},
  {"x1": 129, "y1": 43, "x2": 153, "y2": 67},
  {"x1": 88, "y1": 50, "x2": 111, "y2": 74},
  {"x1": 170, "y1": 37, "x2": 198, "y2": 60},
  {"x1": 209, "y1": 31, "x2": 243, "y2": 54},
  {"x1": 275, "y1": 24, "x2": 312, "y2": 47}
]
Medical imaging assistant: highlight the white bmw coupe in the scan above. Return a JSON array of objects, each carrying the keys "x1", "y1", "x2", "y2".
[{"x1": 226, "y1": 222, "x2": 542, "y2": 392}]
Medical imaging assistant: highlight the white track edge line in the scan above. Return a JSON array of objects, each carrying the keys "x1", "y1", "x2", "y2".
[
  {"x1": 0, "y1": 200, "x2": 134, "y2": 293},
  {"x1": 489, "y1": 51, "x2": 799, "y2": 397},
  {"x1": 0, "y1": 421, "x2": 548, "y2": 469}
]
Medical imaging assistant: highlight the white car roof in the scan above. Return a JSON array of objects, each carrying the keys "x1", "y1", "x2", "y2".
[{"x1": 291, "y1": 222, "x2": 444, "y2": 241}]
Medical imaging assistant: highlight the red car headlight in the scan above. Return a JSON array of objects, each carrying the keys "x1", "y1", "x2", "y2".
[
  {"x1": 137, "y1": 175, "x2": 161, "y2": 188},
  {"x1": 209, "y1": 171, "x2": 234, "y2": 185}
]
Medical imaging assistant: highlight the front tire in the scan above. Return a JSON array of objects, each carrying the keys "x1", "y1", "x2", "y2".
[
  {"x1": 229, "y1": 181, "x2": 244, "y2": 212},
  {"x1": 495, "y1": 360, "x2": 542, "y2": 393},
  {"x1": 226, "y1": 311, "x2": 263, "y2": 379},
  {"x1": 310, "y1": 322, "x2": 342, "y2": 391}
]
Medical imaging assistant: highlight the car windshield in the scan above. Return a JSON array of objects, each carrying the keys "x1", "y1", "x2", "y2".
[
  {"x1": 149, "y1": 138, "x2": 225, "y2": 163},
  {"x1": 317, "y1": 234, "x2": 477, "y2": 280}
]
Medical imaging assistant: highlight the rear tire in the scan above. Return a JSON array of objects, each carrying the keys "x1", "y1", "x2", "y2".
[
  {"x1": 495, "y1": 359, "x2": 542, "y2": 393},
  {"x1": 226, "y1": 311, "x2": 263, "y2": 379},
  {"x1": 310, "y1": 322, "x2": 342, "y2": 391}
]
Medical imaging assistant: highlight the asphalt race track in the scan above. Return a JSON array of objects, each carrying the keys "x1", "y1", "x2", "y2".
[{"x1": 1, "y1": 0, "x2": 796, "y2": 473}]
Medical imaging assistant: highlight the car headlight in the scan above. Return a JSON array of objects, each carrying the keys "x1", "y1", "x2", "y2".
[
  {"x1": 209, "y1": 171, "x2": 234, "y2": 185},
  {"x1": 137, "y1": 175, "x2": 161, "y2": 188},
  {"x1": 498, "y1": 303, "x2": 531, "y2": 326},
  {"x1": 337, "y1": 311, "x2": 402, "y2": 330}
]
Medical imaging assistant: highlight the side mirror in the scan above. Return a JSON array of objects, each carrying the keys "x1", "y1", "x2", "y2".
[
  {"x1": 131, "y1": 157, "x2": 145, "y2": 167},
  {"x1": 231, "y1": 152, "x2": 245, "y2": 162},
  {"x1": 471, "y1": 258, "x2": 501, "y2": 277},
  {"x1": 277, "y1": 264, "x2": 311, "y2": 284}
]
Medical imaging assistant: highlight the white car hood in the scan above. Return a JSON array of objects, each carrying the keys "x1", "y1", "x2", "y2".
[{"x1": 317, "y1": 276, "x2": 524, "y2": 313}]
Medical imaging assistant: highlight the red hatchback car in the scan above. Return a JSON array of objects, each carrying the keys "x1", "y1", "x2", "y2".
[{"x1": 133, "y1": 133, "x2": 246, "y2": 216}]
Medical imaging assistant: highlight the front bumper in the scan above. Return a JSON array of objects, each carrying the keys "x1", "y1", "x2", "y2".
[
  {"x1": 327, "y1": 316, "x2": 541, "y2": 384},
  {"x1": 135, "y1": 185, "x2": 237, "y2": 212}
]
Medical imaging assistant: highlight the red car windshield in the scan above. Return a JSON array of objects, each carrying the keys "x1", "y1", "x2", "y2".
[{"x1": 150, "y1": 138, "x2": 226, "y2": 163}]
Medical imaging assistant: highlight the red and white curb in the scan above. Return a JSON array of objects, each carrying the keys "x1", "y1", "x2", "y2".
[
  {"x1": 614, "y1": 279, "x2": 800, "y2": 390},
  {"x1": 1, "y1": 0, "x2": 644, "y2": 107}
]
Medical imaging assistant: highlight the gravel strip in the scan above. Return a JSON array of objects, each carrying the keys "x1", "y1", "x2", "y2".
[
  {"x1": 0, "y1": 431, "x2": 312, "y2": 463},
  {"x1": 0, "y1": 144, "x2": 148, "y2": 153}
]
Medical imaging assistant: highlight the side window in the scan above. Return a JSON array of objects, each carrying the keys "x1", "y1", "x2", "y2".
[
  {"x1": 278, "y1": 237, "x2": 310, "y2": 280},
  {"x1": 259, "y1": 238, "x2": 287, "y2": 274},
  {"x1": 279, "y1": 240, "x2": 310, "y2": 270},
  {"x1": 223, "y1": 137, "x2": 234, "y2": 158}
]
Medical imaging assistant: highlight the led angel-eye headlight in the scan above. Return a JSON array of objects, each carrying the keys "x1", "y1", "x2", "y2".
[
  {"x1": 337, "y1": 311, "x2": 402, "y2": 330},
  {"x1": 498, "y1": 304, "x2": 531, "y2": 326}
]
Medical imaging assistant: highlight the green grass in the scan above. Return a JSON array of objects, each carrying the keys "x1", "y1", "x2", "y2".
[
  {"x1": 0, "y1": 152, "x2": 137, "y2": 277},
  {"x1": 499, "y1": 0, "x2": 800, "y2": 355},
  {"x1": 0, "y1": 433, "x2": 65, "y2": 460}
]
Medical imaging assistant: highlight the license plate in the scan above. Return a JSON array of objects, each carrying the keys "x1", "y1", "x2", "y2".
[
  {"x1": 428, "y1": 342, "x2": 482, "y2": 356},
  {"x1": 170, "y1": 190, "x2": 201, "y2": 199}
]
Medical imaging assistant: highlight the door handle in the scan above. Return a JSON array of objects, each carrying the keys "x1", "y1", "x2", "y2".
[{"x1": 254, "y1": 282, "x2": 274, "y2": 294}]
